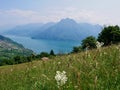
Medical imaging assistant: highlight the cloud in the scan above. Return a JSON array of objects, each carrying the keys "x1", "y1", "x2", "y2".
[
  {"x1": 0, "y1": 9, "x2": 48, "y2": 26},
  {"x1": 46, "y1": 8, "x2": 110, "y2": 24},
  {"x1": 0, "y1": 8, "x2": 119, "y2": 27},
  {"x1": 47, "y1": 8, "x2": 120, "y2": 25}
]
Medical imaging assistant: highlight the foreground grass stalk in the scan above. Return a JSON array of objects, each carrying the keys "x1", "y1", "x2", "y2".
[{"x1": 0, "y1": 44, "x2": 120, "y2": 90}]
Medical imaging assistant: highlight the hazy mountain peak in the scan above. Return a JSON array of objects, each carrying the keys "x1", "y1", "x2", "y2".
[
  {"x1": 59, "y1": 18, "x2": 77, "y2": 25},
  {"x1": 3, "y1": 18, "x2": 102, "y2": 41}
]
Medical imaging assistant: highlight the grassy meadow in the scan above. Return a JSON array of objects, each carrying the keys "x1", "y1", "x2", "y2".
[{"x1": 0, "y1": 44, "x2": 120, "y2": 90}]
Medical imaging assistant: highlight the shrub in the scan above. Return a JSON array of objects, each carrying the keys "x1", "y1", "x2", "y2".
[
  {"x1": 98, "y1": 25, "x2": 120, "y2": 45},
  {"x1": 81, "y1": 36, "x2": 97, "y2": 50}
]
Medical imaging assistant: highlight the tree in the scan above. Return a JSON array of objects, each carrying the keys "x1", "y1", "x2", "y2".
[
  {"x1": 26, "y1": 56, "x2": 32, "y2": 62},
  {"x1": 14, "y1": 56, "x2": 21, "y2": 64},
  {"x1": 98, "y1": 25, "x2": 120, "y2": 45},
  {"x1": 50, "y1": 50, "x2": 55, "y2": 56},
  {"x1": 39, "y1": 52, "x2": 50, "y2": 58},
  {"x1": 72, "y1": 46, "x2": 82, "y2": 53},
  {"x1": 81, "y1": 36, "x2": 97, "y2": 50}
]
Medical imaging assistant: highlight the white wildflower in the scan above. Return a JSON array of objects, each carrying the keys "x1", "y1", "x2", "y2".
[
  {"x1": 58, "y1": 62, "x2": 61, "y2": 65},
  {"x1": 116, "y1": 44, "x2": 120, "y2": 50},
  {"x1": 103, "y1": 52, "x2": 107, "y2": 55},
  {"x1": 85, "y1": 46, "x2": 89, "y2": 55},
  {"x1": 96, "y1": 41, "x2": 104, "y2": 49},
  {"x1": 33, "y1": 66, "x2": 37, "y2": 68},
  {"x1": 55, "y1": 71, "x2": 68, "y2": 87},
  {"x1": 88, "y1": 54, "x2": 91, "y2": 58},
  {"x1": 10, "y1": 68, "x2": 13, "y2": 72},
  {"x1": 116, "y1": 46, "x2": 119, "y2": 50}
]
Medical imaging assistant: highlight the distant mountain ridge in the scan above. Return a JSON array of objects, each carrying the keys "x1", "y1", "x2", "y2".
[
  {"x1": 3, "y1": 23, "x2": 44, "y2": 36},
  {"x1": 3, "y1": 22, "x2": 55, "y2": 37},
  {"x1": 3, "y1": 18, "x2": 102, "y2": 41},
  {"x1": 32, "y1": 18, "x2": 102, "y2": 41}
]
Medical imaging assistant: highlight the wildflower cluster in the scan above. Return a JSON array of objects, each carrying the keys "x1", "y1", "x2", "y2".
[
  {"x1": 55, "y1": 71, "x2": 68, "y2": 87},
  {"x1": 96, "y1": 41, "x2": 104, "y2": 49}
]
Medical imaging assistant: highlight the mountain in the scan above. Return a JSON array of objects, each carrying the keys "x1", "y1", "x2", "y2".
[
  {"x1": 2, "y1": 18, "x2": 102, "y2": 41},
  {"x1": 32, "y1": 18, "x2": 102, "y2": 41},
  {"x1": 32, "y1": 22, "x2": 55, "y2": 36},
  {"x1": 0, "y1": 25, "x2": 15, "y2": 34},
  {"x1": 3, "y1": 22, "x2": 55, "y2": 37},
  {"x1": 2, "y1": 23, "x2": 43, "y2": 36},
  {"x1": 0, "y1": 35, "x2": 33, "y2": 59}
]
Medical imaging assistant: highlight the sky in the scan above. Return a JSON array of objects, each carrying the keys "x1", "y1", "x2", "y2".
[{"x1": 0, "y1": 0, "x2": 120, "y2": 27}]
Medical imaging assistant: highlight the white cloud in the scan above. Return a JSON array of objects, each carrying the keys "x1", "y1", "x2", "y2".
[
  {"x1": 46, "y1": 8, "x2": 109, "y2": 25},
  {"x1": 0, "y1": 8, "x2": 120, "y2": 27},
  {"x1": 48, "y1": 8, "x2": 120, "y2": 25},
  {"x1": 0, "y1": 9, "x2": 48, "y2": 26}
]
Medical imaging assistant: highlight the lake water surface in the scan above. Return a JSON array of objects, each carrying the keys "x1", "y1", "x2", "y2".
[{"x1": 6, "y1": 35, "x2": 80, "y2": 54}]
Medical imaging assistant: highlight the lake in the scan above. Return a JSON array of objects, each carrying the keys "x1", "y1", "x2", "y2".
[{"x1": 5, "y1": 35, "x2": 81, "y2": 54}]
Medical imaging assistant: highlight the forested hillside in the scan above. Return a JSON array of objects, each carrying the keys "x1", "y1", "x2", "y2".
[{"x1": 0, "y1": 35, "x2": 33, "y2": 60}]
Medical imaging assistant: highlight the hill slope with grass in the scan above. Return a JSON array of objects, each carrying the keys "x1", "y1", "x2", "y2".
[
  {"x1": 0, "y1": 35, "x2": 33, "y2": 60},
  {"x1": 0, "y1": 44, "x2": 120, "y2": 90}
]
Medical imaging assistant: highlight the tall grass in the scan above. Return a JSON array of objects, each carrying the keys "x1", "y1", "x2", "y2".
[{"x1": 0, "y1": 45, "x2": 120, "y2": 90}]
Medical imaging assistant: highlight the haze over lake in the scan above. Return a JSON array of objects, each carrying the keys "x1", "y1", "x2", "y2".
[{"x1": 6, "y1": 35, "x2": 80, "y2": 54}]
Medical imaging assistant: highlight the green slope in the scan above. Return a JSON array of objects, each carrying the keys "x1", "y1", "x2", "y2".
[
  {"x1": 0, "y1": 44, "x2": 120, "y2": 90},
  {"x1": 0, "y1": 35, "x2": 33, "y2": 60}
]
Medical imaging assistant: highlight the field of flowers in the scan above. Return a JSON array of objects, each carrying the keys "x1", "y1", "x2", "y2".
[{"x1": 0, "y1": 44, "x2": 120, "y2": 90}]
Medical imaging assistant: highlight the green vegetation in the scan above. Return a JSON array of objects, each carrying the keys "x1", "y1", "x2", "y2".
[
  {"x1": 0, "y1": 35, "x2": 33, "y2": 65},
  {"x1": 72, "y1": 25, "x2": 120, "y2": 53},
  {"x1": 0, "y1": 25, "x2": 120, "y2": 89},
  {"x1": 81, "y1": 36, "x2": 97, "y2": 49},
  {"x1": 72, "y1": 46, "x2": 82, "y2": 53},
  {"x1": 50, "y1": 49, "x2": 55, "y2": 56},
  {"x1": 98, "y1": 25, "x2": 120, "y2": 45},
  {"x1": 72, "y1": 36, "x2": 97, "y2": 53},
  {"x1": 0, "y1": 50, "x2": 55, "y2": 66},
  {"x1": 0, "y1": 44, "x2": 120, "y2": 90}
]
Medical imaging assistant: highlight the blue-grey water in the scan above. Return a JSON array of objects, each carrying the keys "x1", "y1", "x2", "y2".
[{"x1": 5, "y1": 35, "x2": 80, "y2": 54}]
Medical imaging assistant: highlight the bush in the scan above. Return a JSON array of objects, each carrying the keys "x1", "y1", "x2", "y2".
[
  {"x1": 98, "y1": 25, "x2": 120, "y2": 45},
  {"x1": 0, "y1": 59, "x2": 14, "y2": 66},
  {"x1": 81, "y1": 36, "x2": 97, "y2": 50},
  {"x1": 39, "y1": 52, "x2": 50, "y2": 58},
  {"x1": 72, "y1": 46, "x2": 82, "y2": 53}
]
